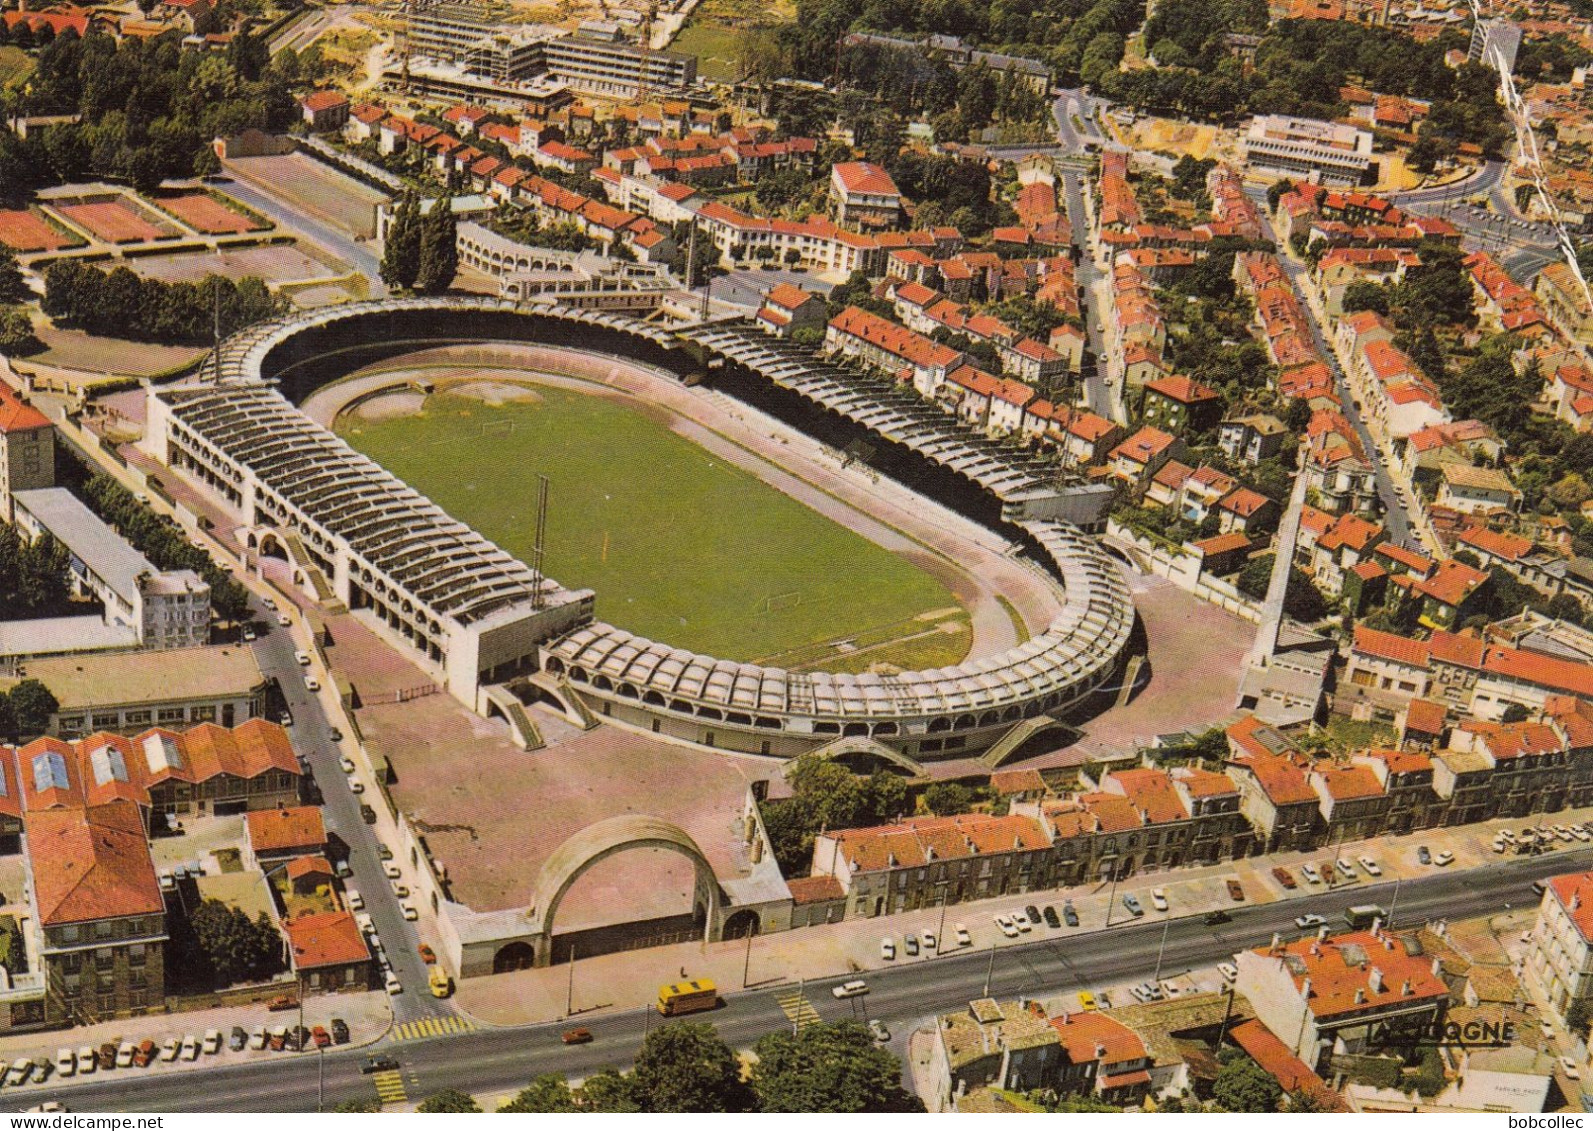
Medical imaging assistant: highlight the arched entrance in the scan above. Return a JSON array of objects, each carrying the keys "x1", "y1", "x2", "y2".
[
  {"x1": 525, "y1": 816, "x2": 728, "y2": 966},
  {"x1": 722, "y1": 909, "x2": 760, "y2": 939},
  {"x1": 493, "y1": 941, "x2": 536, "y2": 973}
]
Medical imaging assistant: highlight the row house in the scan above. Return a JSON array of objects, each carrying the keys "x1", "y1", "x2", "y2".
[
  {"x1": 1545, "y1": 362, "x2": 1593, "y2": 433},
  {"x1": 943, "y1": 366, "x2": 1036, "y2": 435},
  {"x1": 691, "y1": 202, "x2": 884, "y2": 276},
  {"x1": 1535, "y1": 261, "x2": 1593, "y2": 347},
  {"x1": 1107, "y1": 426, "x2": 1184, "y2": 488},
  {"x1": 1355, "y1": 338, "x2": 1450, "y2": 440},
  {"x1": 1434, "y1": 461, "x2": 1521, "y2": 516},
  {"x1": 829, "y1": 161, "x2": 903, "y2": 229},
  {"x1": 1110, "y1": 261, "x2": 1167, "y2": 386},
  {"x1": 1097, "y1": 150, "x2": 1142, "y2": 232},
  {"x1": 1139, "y1": 374, "x2": 1222, "y2": 435},
  {"x1": 1296, "y1": 506, "x2": 1386, "y2": 598},
  {"x1": 1226, "y1": 716, "x2": 1326, "y2": 852},
  {"x1": 1218, "y1": 413, "x2": 1289, "y2": 467},
  {"x1": 1028, "y1": 403, "x2": 1124, "y2": 468},
  {"x1": 602, "y1": 175, "x2": 702, "y2": 227},
  {"x1": 1523, "y1": 870, "x2": 1593, "y2": 1028},
  {"x1": 1278, "y1": 360, "x2": 1339, "y2": 406},
  {"x1": 514, "y1": 175, "x2": 674, "y2": 263},
  {"x1": 1234, "y1": 252, "x2": 1325, "y2": 379},
  {"x1": 635, "y1": 149, "x2": 736, "y2": 186},
  {"x1": 825, "y1": 306, "x2": 964, "y2": 397},
  {"x1": 1304, "y1": 409, "x2": 1380, "y2": 516},
  {"x1": 1397, "y1": 418, "x2": 1505, "y2": 487},
  {"x1": 1208, "y1": 164, "x2": 1264, "y2": 241},
  {"x1": 1467, "y1": 251, "x2": 1554, "y2": 339},
  {"x1": 1313, "y1": 246, "x2": 1419, "y2": 317},
  {"x1": 754, "y1": 284, "x2": 825, "y2": 339},
  {"x1": 531, "y1": 140, "x2": 599, "y2": 177},
  {"x1": 888, "y1": 283, "x2": 1067, "y2": 387}
]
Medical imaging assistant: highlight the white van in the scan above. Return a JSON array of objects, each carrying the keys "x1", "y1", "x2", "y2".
[{"x1": 345, "y1": 887, "x2": 363, "y2": 911}]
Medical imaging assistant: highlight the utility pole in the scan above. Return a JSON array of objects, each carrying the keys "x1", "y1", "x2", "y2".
[
  {"x1": 934, "y1": 881, "x2": 950, "y2": 959},
  {"x1": 1386, "y1": 876, "x2": 1403, "y2": 931},
  {"x1": 983, "y1": 943, "x2": 997, "y2": 997},
  {"x1": 1104, "y1": 866, "x2": 1119, "y2": 927},
  {"x1": 1152, "y1": 917, "x2": 1172, "y2": 984},
  {"x1": 741, "y1": 926, "x2": 754, "y2": 988},
  {"x1": 566, "y1": 943, "x2": 577, "y2": 1017}
]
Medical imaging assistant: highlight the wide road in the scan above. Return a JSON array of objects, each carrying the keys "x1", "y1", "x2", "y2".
[{"x1": 30, "y1": 847, "x2": 1586, "y2": 1112}]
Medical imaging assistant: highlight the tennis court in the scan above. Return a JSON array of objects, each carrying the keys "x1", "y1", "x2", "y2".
[{"x1": 0, "y1": 208, "x2": 81, "y2": 253}]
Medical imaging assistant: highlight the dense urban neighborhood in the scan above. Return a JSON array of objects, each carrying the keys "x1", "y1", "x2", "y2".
[{"x1": 1, "y1": 0, "x2": 1593, "y2": 1114}]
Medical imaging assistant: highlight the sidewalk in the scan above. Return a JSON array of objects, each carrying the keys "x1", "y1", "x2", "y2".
[{"x1": 455, "y1": 802, "x2": 1593, "y2": 1028}]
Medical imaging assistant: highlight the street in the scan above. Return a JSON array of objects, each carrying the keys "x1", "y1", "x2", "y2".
[{"x1": 26, "y1": 845, "x2": 1586, "y2": 1112}]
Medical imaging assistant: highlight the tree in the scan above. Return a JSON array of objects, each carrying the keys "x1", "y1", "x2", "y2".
[
  {"x1": 1342, "y1": 280, "x2": 1389, "y2": 316},
  {"x1": 1212, "y1": 1052, "x2": 1283, "y2": 1112},
  {"x1": 500, "y1": 1075, "x2": 579, "y2": 1113},
  {"x1": 380, "y1": 192, "x2": 422, "y2": 292},
  {"x1": 629, "y1": 1022, "x2": 752, "y2": 1112},
  {"x1": 923, "y1": 782, "x2": 975, "y2": 816},
  {"x1": 187, "y1": 899, "x2": 282, "y2": 986},
  {"x1": 0, "y1": 307, "x2": 38, "y2": 356},
  {"x1": 751, "y1": 1021, "x2": 920, "y2": 1112},
  {"x1": 8, "y1": 679, "x2": 58, "y2": 739},
  {"x1": 580, "y1": 1069, "x2": 643, "y2": 1112},
  {"x1": 416, "y1": 193, "x2": 458, "y2": 295},
  {"x1": 0, "y1": 248, "x2": 26, "y2": 305},
  {"x1": 417, "y1": 1089, "x2": 481, "y2": 1113},
  {"x1": 331, "y1": 1100, "x2": 381, "y2": 1113}
]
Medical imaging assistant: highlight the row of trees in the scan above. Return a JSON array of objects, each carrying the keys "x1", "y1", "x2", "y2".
[
  {"x1": 0, "y1": 28, "x2": 298, "y2": 201},
  {"x1": 378, "y1": 192, "x2": 460, "y2": 295},
  {"x1": 77, "y1": 469, "x2": 250, "y2": 621},
  {"x1": 42, "y1": 261, "x2": 283, "y2": 346},
  {"x1": 0, "y1": 526, "x2": 73, "y2": 620},
  {"x1": 397, "y1": 1021, "x2": 918, "y2": 1114}
]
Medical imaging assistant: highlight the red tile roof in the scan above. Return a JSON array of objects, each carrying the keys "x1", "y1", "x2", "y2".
[
  {"x1": 246, "y1": 806, "x2": 326, "y2": 856},
  {"x1": 284, "y1": 911, "x2": 370, "y2": 971},
  {"x1": 832, "y1": 161, "x2": 900, "y2": 197},
  {"x1": 0, "y1": 385, "x2": 50, "y2": 434},
  {"x1": 1250, "y1": 929, "x2": 1448, "y2": 1019},
  {"x1": 1547, "y1": 871, "x2": 1593, "y2": 943},
  {"x1": 1145, "y1": 374, "x2": 1219, "y2": 405},
  {"x1": 1050, "y1": 1010, "x2": 1146, "y2": 1067},
  {"x1": 27, "y1": 800, "x2": 162, "y2": 927}
]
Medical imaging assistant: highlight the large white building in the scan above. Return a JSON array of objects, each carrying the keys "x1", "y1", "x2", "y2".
[
  {"x1": 1523, "y1": 870, "x2": 1593, "y2": 1027},
  {"x1": 1243, "y1": 115, "x2": 1374, "y2": 187}
]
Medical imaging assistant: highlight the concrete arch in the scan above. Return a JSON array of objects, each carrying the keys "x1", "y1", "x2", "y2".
[{"x1": 526, "y1": 815, "x2": 724, "y2": 965}]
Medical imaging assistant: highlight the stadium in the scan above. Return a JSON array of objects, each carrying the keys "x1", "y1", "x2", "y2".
[{"x1": 140, "y1": 297, "x2": 1138, "y2": 767}]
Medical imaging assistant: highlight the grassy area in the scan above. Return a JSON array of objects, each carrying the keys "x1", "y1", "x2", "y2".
[
  {"x1": 0, "y1": 47, "x2": 33, "y2": 90},
  {"x1": 670, "y1": 0, "x2": 794, "y2": 82},
  {"x1": 339, "y1": 389, "x2": 964, "y2": 666},
  {"x1": 1311, "y1": 716, "x2": 1399, "y2": 755}
]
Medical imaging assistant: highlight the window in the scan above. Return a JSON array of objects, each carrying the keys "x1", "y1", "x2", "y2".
[
  {"x1": 191, "y1": 706, "x2": 216, "y2": 722},
  {"x1": 157, "y1": 708, "x2": 185, "y2": 723},
  {"x1": 92, "y1": 713, "x2": 120, "y2": 729}
]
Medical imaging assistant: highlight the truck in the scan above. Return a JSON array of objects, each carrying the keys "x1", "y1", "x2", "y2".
[
  {"x1": 428, "y1": 967, "x2": 453, "y2": 999},
  {"x1": 1344, "y1": 904, "x2": 1387, "y2": 930}
]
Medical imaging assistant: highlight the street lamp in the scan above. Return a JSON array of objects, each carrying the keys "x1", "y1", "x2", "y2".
[{"x1": 933, "y1": 879, "x2": 950, "y2": 959}]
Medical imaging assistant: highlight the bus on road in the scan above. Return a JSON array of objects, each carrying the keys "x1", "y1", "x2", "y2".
[
  {"x1": 657, "y1": 979, "x2": 718, "y2": 1016},
  {"x1": 1344, "y1": 904, "x2": 1387, "y2": 930}
]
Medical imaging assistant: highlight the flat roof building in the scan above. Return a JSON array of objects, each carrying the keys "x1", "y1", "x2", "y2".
[
  {"x1": 1243, "y1": 115, "x2": 1374, "y2": 187},
  {"x1": 25, "y1": 644, "x2": 268, "y2": 738}
]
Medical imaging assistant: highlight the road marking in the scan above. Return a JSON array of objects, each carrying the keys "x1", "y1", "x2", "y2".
[
  {"x1": 372, "y1": 1069, "x2": 407, "y2": 1104},
  {"x1": 393, "y1": 1015, "x2": 477, "y2": 1041},
  {"x1": 773, "y1": 988, "x2": 820, "y2": 1029}
]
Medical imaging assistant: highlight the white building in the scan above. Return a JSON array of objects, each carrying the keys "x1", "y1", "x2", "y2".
[
  {"x1": 1522, "y1": 870, "x2": 1593, "y2": 1026},
  {"x1": 1243, "y1": 115, "x2": 1374, "y2": 187}
]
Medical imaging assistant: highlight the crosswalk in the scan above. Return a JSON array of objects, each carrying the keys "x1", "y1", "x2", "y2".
[
  {"x1": 371, "y1": 1069, "x2": 408, "y2": 1106},
  {"x1": 773, "y1": 987, "x2": 821, "y2": 1030},
  {"x1": 392, "y1": 1015, "x2": 477, "y2": 1042}
]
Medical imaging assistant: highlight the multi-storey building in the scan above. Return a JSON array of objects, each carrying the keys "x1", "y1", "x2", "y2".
[
  {"x1": 28, "y1": 800, "x2": 166, "y2": 1025},
  {"x1": 1523, "y1": 870, "x2": 1593, "y2": 1027},
  {"x1": 1242, "y1": 115, "x2": 1374, "y2": 187},
  {"x1": 0, "y1": 385, "x2": 53, "y2": 524}
]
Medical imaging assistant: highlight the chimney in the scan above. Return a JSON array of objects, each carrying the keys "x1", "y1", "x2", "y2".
[
  {"x1": 1096, "y1": 1043, "x2": 1107, "y2": 1060},
  {"x1": 1368, "y1": 966, "x2": 1384, "y2": 994},
  {"x1": 1301, "y1": 976, "x2": 1312, "y2": 999},
  {"x1": 1431, "y1": 956, "x2": 1442, "y2": 975},
  {"x1": 1401, "y1": 979, "x2": 1413, "y2": 996},
  {"x1": 1271, "y1": 931, "x2": 1282, "y2": 952},
  {"x1": 1318, "y1": 924, "x2": 1330, "y2": 942},
  {"x1": 1354, "y1": 988, "x2": 1366, "y2": 1004}
]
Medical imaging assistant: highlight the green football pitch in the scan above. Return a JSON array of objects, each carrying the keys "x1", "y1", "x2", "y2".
[{"x1": 338, "y1": 388, "x2": 968, "y2": 666}]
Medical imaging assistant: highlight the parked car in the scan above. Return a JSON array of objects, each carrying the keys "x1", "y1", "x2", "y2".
[
  {"x1": 382, "y1": 862, "x2": 402, "y2": 880},
  {"x1": 390, "y1": 880, "x2": 409, "y2": 898},
  {"x1": 1492, "y1": 837, "x2": 1508, "y2": 853},
  {"x1": 1359, "y1": 856, "x2": 1381, "y2": 876},
  {"x1": 1335, "y1": 859, "x2": 1357, "y2": 879},
  {"x1": 6, "y1": 1060, "x2": 33, "y2": 1086},
  {"x1": 303, "y1": 676, "x2": 321, "y2": 692},
  {"x1": 922, "y1": 930, "x2": 938, "y2": 951},
  {"x1": 1417, "y1": 846, "x2": 1431, "y2": 865},
  {"x1": 954, "y1": 923, "x2": 972, "y2": 947},
  {"x1": 294, "y1": 651, "x2": 311, "y2": 666},
  {"x1": 268, "y1": 1027, "x2": 288, "y2": 1052},
  {"x1": 1042, "y1": 905, "x2": 1061, "y2": 928},
  {"x1": 1573, "y1": 826, "x2": 1591, "y2": 842},
  {"x1": 994, "y1": 915, "x2": 1019, "y2": 938},
  {"x1": 879, "y1": 937, "x2": 896, "y2": 960},
  {"x1": 1226, "y1": 879, "x2": 1245, "y2": 902},
  {"x1": 54, "y1": 1049, "x2": 75, "y2": 1078},
  {"x1": 330, "y1": 1019, "x2": 350, "y2": 1045},
  {"x1": 1011, "y1": 911, "x2": 1032, "y2": 932},
  {"x1": 1434, "y1": 850, "x2": 1454, "y2": 866},
  {"x1": 868, "y1": 1019, "x2": 890, "y2": 1043},
  {"x1": 1300, "y1": 863, "x2": 1322, "y2": 884},
  {"x1": 1150, "y1": 888, "x2": 1168, "y2": 911},
  {"x1": 832, "y1": 980, "x2": 869, "y2": 999},
  {"x1": 1295, "y1": 913, "x2": 1327, "y2": 930},
  {"x1": 160, "y1": 1038, "x2": 180, "y2": 1063},
  {"x1": 1078, "y1": 990, "x2": 1097, "y2": 1011},
  {"x1": 1024, "y1": 905, "x2": 1042, "y2": 926},
  {"x1": 401, "y1": 903, "x2": 418, "y2": 921},
  {"x1": 311, "y1": 1027, "x2": 331, "y2": 1050},
  {"x1": 202, "y1": 1030, "x2": 222, "y2": 1055},
  {"x1": 360, "y1": 804, "x2": 378, "y2": 824},
  {"x1": 98, "y1": 1043, "x2": 118, "y2": 1071},
  {"x1": 267, "y1": 995, "x2": 296, "y2": 1012},
  {"x1": 904, "y1": 934, "x2": 919, "y2": 957},
  {"x1": 1063, "y1": 903, "x2": 1080, "y2": 927},
  {"x1": 1272, "y1": 867, "x2": 1297, "y2": 889},
  {"x1": 339, "y1": 756, "x2": 356, "y2": 774},
  {"x1": 1560, "y1": 1057, "x2": 1581, "y2": 1080},
  {"x1": 180, "y1": 1035, "x2": 200, "y2": 1061},
  {"x1": 1500, "y1": 829, "x2": 1517, "y2": 843},
  {"x1": 116, "y1": 1044, "x2": 136, "y2": 1069},
  {"x1": 229, "y1": 1027, "x2": 248, "y2": 1052},
  {"x1": 1121, "y1": 893, "x2": 1144, "y2": 917},
  {"x1": 418, "y1": 944, "x2": 436, "y2": 965},
  {"x1": 385, "y1": 974, "x2": 403, "y2": 996}
]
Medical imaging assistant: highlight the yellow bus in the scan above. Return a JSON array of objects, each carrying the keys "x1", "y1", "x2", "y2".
[{"x1": 657, "y1": 979, "x2": 718, "y2": 1016}]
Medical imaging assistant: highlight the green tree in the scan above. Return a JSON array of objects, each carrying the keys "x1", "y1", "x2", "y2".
[
  {"x1": 1342, "y1": 280, "x2": 1389, "y2": 316},
  {"x1": 0, "y1": 248, "x2": 26, "y2": 305},
  {"x1": 187, "y1": 900, "x2": 282, "y2": 986},
  {"x1": 331, "y1": 1100, "x2": 381, "y2": 1113},
  {"x1": 579, "y1": 1069, "x2": 642, "y2": 1112},
  {"x1": 0, "y1": 307, "x2": 39, "y2": 356},
  {"x1": 10, "y1": 679, "x2": 58, "y2": 738},
  {"x1": 630, "y1": 1022, "x2": 752, "y2": 1112},
  {"x1": 751, "y1": 1021, "x2": 920, "y2": 1112},
  {"x1": 1212, "y1": 1052, "x2": 1282, "y2": 1112},
  {"x1": 923, "y1": 782, "x2": 975, "y2": 815},
  {"x1": 417, "y1": 1089, "x2": 481, "y2": 1113},
  {"x1": 416, "y1": 194, "x2": 459, "y2": 296},
  {"x1": 500, "y1": 1074, "x2": 580, "y2": 1113},
  {"x1": 380, "y1": 192, "x2": 422, "y2": 292}
]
